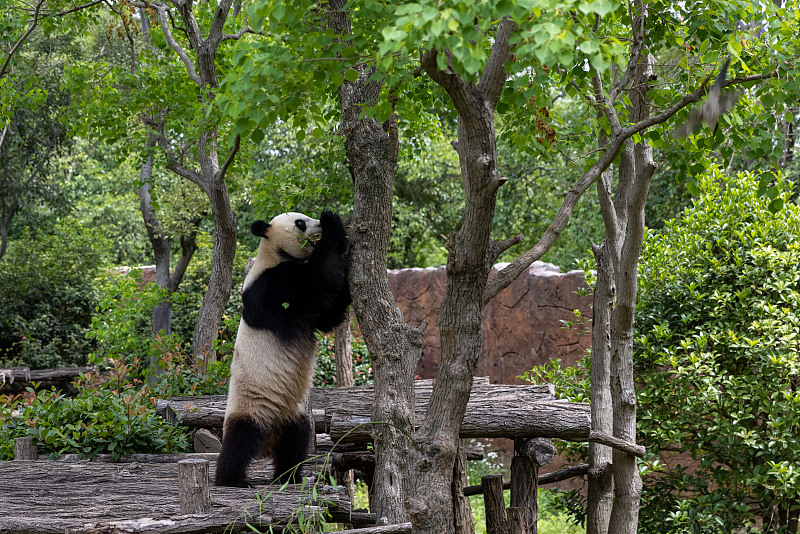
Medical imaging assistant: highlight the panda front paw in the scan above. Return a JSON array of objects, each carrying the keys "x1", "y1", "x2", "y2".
[{"x1": 320, "y1": 210, "x2": 347, "y2": 243}]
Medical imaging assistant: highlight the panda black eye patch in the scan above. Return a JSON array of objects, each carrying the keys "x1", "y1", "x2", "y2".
[{"x1": 294, "y1": 220, "x2": 307, "y2": 232}]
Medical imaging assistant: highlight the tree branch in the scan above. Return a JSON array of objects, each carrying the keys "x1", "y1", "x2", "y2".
[
  {"x1": 155, "y1": 3, "x2": 201, "y2": 85},
  {"x1": 139, "y1": 109, "x2": 205, "y2": 187},
  {"x1": 477, "y1": 18, "x2": 516, "y2": 109},
  {"x1": 216, "y1": 134, "x2": 240, "y2": 181},
  {"x1": 221, "y1": 27, "x2": 257, "y2": 41},
  {"x1": 420, "y1": 48, "x2": 473, "y2": 120},
  {"x1": 0, "y1": 0, "x2": 46, "y2": 79},
  {"x1": 207, "y1": 0, "x2": 235, "y2": 48},
  {"x1": 487, "y1": 234, "x2": 523, "y2": 265}
]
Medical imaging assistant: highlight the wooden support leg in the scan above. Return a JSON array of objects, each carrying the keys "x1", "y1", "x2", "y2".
[
  {"x1": 510, "y1": 438, "x2": 557, "y2": 534},
  {"x1": 178, "y1": 458, "x2": 211, "y2": 514},
  {"x1": 483, "y1": 474, "x2": 508, "y2": 534},
  {"x1": 14, "y1": 437, "x2": 38, "y2": 460}
]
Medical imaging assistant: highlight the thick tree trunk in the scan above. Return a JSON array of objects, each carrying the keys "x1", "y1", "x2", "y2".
[
  {"x1": 330, "y1": 2, "x2": 424, "y2": 519},
  {"x1": 408, "y1": 20, "x2": 516, "y2": 534}
]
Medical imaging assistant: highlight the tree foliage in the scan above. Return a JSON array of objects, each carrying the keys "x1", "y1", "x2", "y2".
[{"x1": 636, "y1": 169, "x2": 800, "y2": 533}]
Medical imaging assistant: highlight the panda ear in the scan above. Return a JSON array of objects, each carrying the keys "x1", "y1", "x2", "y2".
[{"x1": 251, "y1": 220, "x2": 270, "y2": 238}]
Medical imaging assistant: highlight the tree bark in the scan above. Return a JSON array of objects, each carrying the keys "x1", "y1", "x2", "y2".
[
  {"x1": 408, "y1": 19, "x2": 516, "y2": 534},
  {"x1": 328, "y1": 2, "x2": 424, "y2": 523}
]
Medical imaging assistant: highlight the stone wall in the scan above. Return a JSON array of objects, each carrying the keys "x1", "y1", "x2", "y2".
[{"x1": 388, "y1": 262, "x2": 593, "y2": 384}]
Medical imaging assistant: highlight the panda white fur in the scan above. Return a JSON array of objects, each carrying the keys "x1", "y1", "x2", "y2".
[{"x1": 215, "y1": 210, "x2": 350, "y2": 487}]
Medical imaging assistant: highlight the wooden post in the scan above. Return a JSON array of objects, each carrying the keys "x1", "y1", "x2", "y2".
[
  {"x1": 483, "y1": 474, "x2": 508, "y2": 534},
  {"x1": 333, "y1": 319, "x2": 356, "y2": 509},
  {"x1": 510, "y1": 456, "x2": 537, "y2": 533},
  {"x1": 510, "y1": 438, "x2": 557, "y2": 534},
  {"x1": 178, "y1": 458, "x2": 211, "y2": 514},
  {"x1": 14, "y1": 437, "x2": 38, "y2": 460}
]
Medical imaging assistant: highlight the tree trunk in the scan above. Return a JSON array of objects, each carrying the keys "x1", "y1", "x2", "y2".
[
  {"x1": 137, "y1": 133, "x2": 199, "y2": 374},
  {"x1": 334, "y1": 319, "x2": 356, "y2": 507},
  {"x1": 586, "y1": 235, "x2": 614, "y2": 534},
  {"x1": 329, "y1": 2, "x2": 424, "y2": 520},
  {"x1": 334, "y1": 320, "x2": 354, "y2": 388},
  {"x1": 605, "y1": 53, "x2": 656, "y2": 534},
  {"x1": 408, "y1": 20, "x2": 517, "y2": 534},
  {"x1": 192, "y1": 180, "x2": 237, "y2": 363}
]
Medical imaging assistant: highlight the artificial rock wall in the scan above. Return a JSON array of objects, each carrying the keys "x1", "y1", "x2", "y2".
[
  {"x1": 133, "y1": 261, "x2": 593, "y2": 383},
  {"x1": 388, "y1": 262, "x2": 593, "y2": 384}
]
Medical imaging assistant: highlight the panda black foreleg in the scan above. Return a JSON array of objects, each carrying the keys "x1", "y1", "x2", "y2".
[
  {"x1": 270, "y1": 415, "x2": 313, "y2": 485},
  {"x1": 215, "y1": 416, "x2": 266, "y2": 487}
]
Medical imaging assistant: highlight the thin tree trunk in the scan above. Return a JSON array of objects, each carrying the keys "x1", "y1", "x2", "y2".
[
  {"x1": 605, "y1": 53, "x2": 655, "y2": 534},
  {"x1": 452, "y1": 439, "x2": 474, "y2": 534},
  {"x1": 586, "y1": 233, "x2": 614, "y2": 534},
  {"x1": 334, "y1": 320, "x2": 354, "y2": 388},
  {"x1": 334, "y1": 319, "x2": 355, "y2": 507}
]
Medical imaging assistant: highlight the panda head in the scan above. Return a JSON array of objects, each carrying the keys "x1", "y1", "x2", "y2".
[{"x1": 251, "y1": 212, "x2": 322, "y2": 266}]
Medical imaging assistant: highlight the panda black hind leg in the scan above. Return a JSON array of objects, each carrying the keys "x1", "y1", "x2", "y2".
[
  {"x1": 215, "y1": 415, "x2": 266, "y2": 487},
  {"x1": 269, "y1": 415, "x2": 313, "y2": 484}
]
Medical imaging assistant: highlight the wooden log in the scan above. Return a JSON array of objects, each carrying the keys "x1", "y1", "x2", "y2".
[
  {"x1": 155, "y1": 380, "x2": 556, "y2": 429},
  {"x1": 483, "y1": 474, "x2": 509, "y2": 534},
  {"x1": 14, "y1": 437, "x2": 38, "y2": 460},
  {"x1": 0, "y1": 367, "x2": 92, "y2": 395},
  {"x1": 55, "y1": 452, "x2": 220, "y2": 463},
  {"x1": 0, "y1": 459, "x2": 349, "y2": 533},
  {"x1": 329, "y1": 401, "x2": 591, "y2": 443},
  {"x1": 193, "y1": 428, "x2": 221, "y2": 453},
  {"x1": 177, "y1": 459, "x2": 211, "y2": 514},
  {"x1": 335, "y1": 523, "x2": 413, "y2": 534}
]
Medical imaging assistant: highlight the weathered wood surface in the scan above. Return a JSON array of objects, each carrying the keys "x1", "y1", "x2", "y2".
[
  {"x1": 328, "y1": 400, "x2": 591, "y2": 442},
  {"x1": 0, "y1": 459, "x2": 349, "y2": 534},
  {"x1": 155, "y1": 380, "x2": 557, "y2": 430},
  {"x1": 0, "y1": 367, "x2": 92, "y2": 395}
]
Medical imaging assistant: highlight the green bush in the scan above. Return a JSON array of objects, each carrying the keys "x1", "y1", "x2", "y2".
[
  {"x1": 523, "y1": 168, "x2": 800, "y2": 533},
  {"x1": 0, "y1": 364, "x2": 191, "y2": 461},
  {"x1": 87, "y1": 268, "x2": 177, "y2": 365},
  {"x1": 635, "y1": 168, "x2": 800, "y2": 533},
  {"x1": 0, "y1": 222, "x2": 108, "y2": 368}
]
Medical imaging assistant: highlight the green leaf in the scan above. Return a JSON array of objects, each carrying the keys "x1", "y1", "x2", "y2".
[
  {"x1": 768, "y1": 198, "x2": 784, "y2": 213},
  {"x1": 344, "y1": 68, "x2": 359, "y2": 82}
]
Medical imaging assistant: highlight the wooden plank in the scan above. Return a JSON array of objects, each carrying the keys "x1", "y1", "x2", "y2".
[{"x1": 0, "y1": 459, "x2": 349, "y2": 534}]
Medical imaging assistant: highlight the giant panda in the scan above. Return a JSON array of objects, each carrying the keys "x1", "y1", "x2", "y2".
[{"x1": 215, "y1": 210, "x2": 350, "y2": 488}]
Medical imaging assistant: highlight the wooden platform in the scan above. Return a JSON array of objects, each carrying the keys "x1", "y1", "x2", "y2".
[{"x1": 0, "y1": 457, "x2": 349, "y2": 533}]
